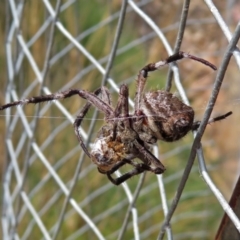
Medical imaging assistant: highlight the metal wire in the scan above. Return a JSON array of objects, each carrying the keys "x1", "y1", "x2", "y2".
[{"x1": 1, "y1": 1, "x2": 240, "y2": 239}]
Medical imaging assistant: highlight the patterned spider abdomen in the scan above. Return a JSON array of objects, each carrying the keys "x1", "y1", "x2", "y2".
[{"x1": 141, "y1": 90, "x2": 194, "y2": 142}]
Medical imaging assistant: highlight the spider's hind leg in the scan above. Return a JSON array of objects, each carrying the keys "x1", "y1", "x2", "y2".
[
  {"x1": 107, "y1": 166, "x2": 146, "y2": 185},
  {"x1": 106, "y1": 159, "x2": 154, "y2": 185},
  {"x1": 192, "y1": 111, "x2": 232, "y2": 131}
]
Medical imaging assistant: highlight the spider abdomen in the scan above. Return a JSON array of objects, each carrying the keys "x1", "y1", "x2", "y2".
[{"x1": 140, "y1": 90, "x2": 194, "y2": 142}]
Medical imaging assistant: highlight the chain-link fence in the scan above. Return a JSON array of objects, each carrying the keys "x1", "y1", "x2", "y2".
[{"x1": 1, "y1": 1, "x2": 240, "y2": 239}]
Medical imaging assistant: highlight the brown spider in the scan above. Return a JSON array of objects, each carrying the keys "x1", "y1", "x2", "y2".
[{"x1": 0, "y1": 51, "x2": 232, "y2": 185}]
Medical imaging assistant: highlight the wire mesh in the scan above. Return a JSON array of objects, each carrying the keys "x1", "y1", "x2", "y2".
[{"x1": 1, "y1": 0, "x2": 240, "y2": 239}]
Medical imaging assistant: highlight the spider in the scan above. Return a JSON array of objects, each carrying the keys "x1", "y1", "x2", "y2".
[{"x1": 1, "y1": 51, "x2": 232, "y2": 185}]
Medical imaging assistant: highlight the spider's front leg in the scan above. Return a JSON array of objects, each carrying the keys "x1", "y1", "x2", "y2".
[
  {"x1": 0, "y1": 85, "x2": 117, "y2": 161},
  {"x1": 0, "y1": 88, "x2": 114, "y2": 116},
  {"x1": 134, "y1": 51, "x2": 217, "y2": 114},
  {"x1": 0, "y1": 86, "x2": 114, "y2": 159}
]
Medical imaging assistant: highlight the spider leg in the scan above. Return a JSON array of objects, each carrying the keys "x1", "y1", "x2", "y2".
[
  {"x1": 110, "y1": 84, "x2": 166, "y2": 176},
  {"x1": 134, "y1": 51, "x2": 217, "y2": 113},
  {"x1": 100, "y1": 86, "x2": 112, "y2": 105},
  {"x1": 105, "y1": 159, "x2": 154, "y2": 185},
  {"x1": 74, "y1": 86, "x2": 114, "y2": 158},
  {"x1": 192, "y1": 111, "x2": 232, "y2": 131},
  {"x1": 73, "y1": 88, "x2": 102, "y2": 158},
  {"x1": 0, "y1": 89, "x2": 114, "y2": 117},
  {"x1": 108, "y1": 84, "x2": 131, "y2": 140},
  {"x1": 98, "y1": 160, "x2": 127, "y2": 175},
  {"x1": 107, "y1": 166, "x2": 145, "y2": 185},
  {"x1": 114, "y1": 84, "x2": 130, "y2": 127},
  {"x1": 133, "y1": 139, "x2": 166, "y2": 174}
]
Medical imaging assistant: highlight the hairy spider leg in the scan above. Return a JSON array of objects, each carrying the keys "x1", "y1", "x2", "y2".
[
  {"x1": 191, "y1": 111, "x2": 233, "y2": 131},
  {"x1": 114, "y1": 84, "x2": 130, "y2": 128},
  {"x1": 73, "y1": 88, "x2": 102, "y2": 158},
  {"x1": 133, "y1": 140, "x2": 166, "y2": 174},
  {"x1": 134, "y1": 51, "x2": 217, "y2": 115},
  {"x1": 73, "y1": 86, "x2": 114, "y2": 158},
  {"x1": 107, "y1": 158, "x2": 165, "y2": 185},
  {"x1": 108, "y1": 84, "x2": 166, "y2": 183},
  {"x1": 66, "y1": 84, "x2": 158, "y2": 185},
  {"x1": 106, "y1": 158, "x2": 163, "y2": 185},
  {"x1": 100, "y1": 86, "x2": 112, "y2": 106},
  {"x1": 0, "y1": 88, "x2": 114, "y2": 116},
  {"x1": 74, "y1": 84, "x2": 164, "y2": 185},
  {"x1": 66, "y1": 85, "x2": 141, "y2": 185},
  {"x1": 106, "y1": 159, "x2": 153, "y2": 185},
  {"x1": 0, "y1": 87, "x2": 115, "y2": 160},
  {"x1": 114, "y1": 85, "x2": 165, "y2": 171},
  {"x1": 101, "y1": 84, "x2": 151, "y2": 184},
  {"x1": 166, "y1": 51, "x2": 217, "y2": 70}
]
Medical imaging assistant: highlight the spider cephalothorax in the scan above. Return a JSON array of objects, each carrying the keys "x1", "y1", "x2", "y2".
[{"x1": 0, "y1": 51, "x2": 232, "y2": 185}]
